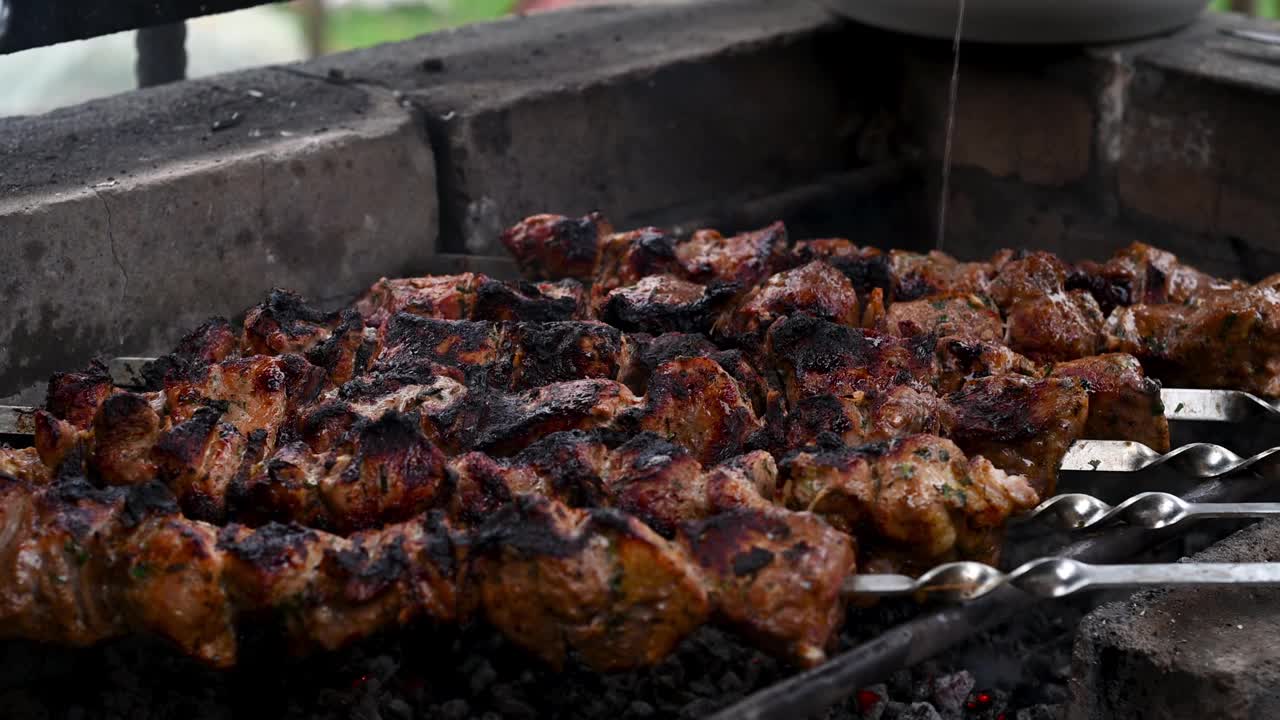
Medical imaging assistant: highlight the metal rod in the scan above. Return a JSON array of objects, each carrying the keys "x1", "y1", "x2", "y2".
[
  {"x1": 136, "y1": 21, "x2": 187, "y2": 88},
  {"x1": 843, "y1": 558, "x2": 1280, "y2": 601},
  {"x1": 709, "y1": 469, "x2": 1280, "y2": 720},
  {"x1": 1025, "y1": 491, "x2": 1280, "y2": 531},
  {"x1": 1161, "y1": 388, "x2": 1280, "y2": 423},
  {"x1": 1059, "y1": 439, "x2": 1280, "y2": 476}
]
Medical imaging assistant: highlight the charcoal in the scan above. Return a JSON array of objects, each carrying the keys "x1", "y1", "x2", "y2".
[{"x1": 929, "y1": 671, "x2": 974, "y2": 716}]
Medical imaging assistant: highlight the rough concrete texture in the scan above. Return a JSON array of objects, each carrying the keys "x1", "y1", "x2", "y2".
[
  {"x1": 897, "y1": 11, "x2": 1280, "y2": 280},
  {"x1": 295, "y1": 0, "x2": 875, "y2": 253},
  {"x1": 0, "y1": 66, "x2": 437, "y2": 398},
  {"x1": 1071, "y1": 519, "x2": 1280, "y2": 720}
]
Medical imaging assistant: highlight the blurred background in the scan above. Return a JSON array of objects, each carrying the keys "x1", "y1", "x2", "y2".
[{"x1": 0, "y1": 0, "x2": 1272, "y2": 118}]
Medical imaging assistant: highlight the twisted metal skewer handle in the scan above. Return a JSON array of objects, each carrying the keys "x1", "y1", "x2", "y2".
[
  {"x1": 1161, "y1": 388, "x2": 1280, "y2": 423},
  {"x1": 1060, "y1": 440, "x2": 1280, "y2": 477},
  {"x1": 1025, "y1": 491, "x2": 1280, "y2": 531},
  {"x1": 844, "y1": 559, "x2": 1280, "y2": 602}
]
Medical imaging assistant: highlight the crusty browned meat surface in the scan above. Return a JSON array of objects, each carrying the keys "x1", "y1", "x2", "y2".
[
  {"x1": 621, "y1": 332, "x2": 769, "y2": 414},
  {"x1": 1049, "y1": 354, "x2": 1170, "y2": 451},
  {"x1": 466, "y1": 496, "x2": 711, "y2": 671},
  {"x1": 935, "y1": 336, "x2": 1040, "y2": 394},
  {"x1": 943, "y1": 375, "x2": 1090, "y2": 497},
  {"x1": 0, "y1": 446, "x2": 49, "y2": 485},
  {"x1": 680, "y1": 506, "x2": 856, "y2": 667},
  {"x1": 779, "y1": 435, "x2": 1037, "y2": 573},
  {"x1": 242, "y1": 289, "x2": 351, "y2": 357},
  {"x1": 881, "y1": 294, "x2": 1003, "y2": 342},
  {"x1": 714, "y1": 261, "x2": 861, "y2": 347},
  {"x1": 601, "y1": 274, "x2": 738, "y2": 335},
  {"x1": 621, "y1": 356, "x2": 762, "y2": 466},
  {"x1": 356, "y1": 272, "x2": 591, "y2": 327},
  {"x1": 1105, "y1": 283, "x2": 1280, "y2": 396},
  {"x1": 676, "y1": 222, "x2": 789, "y2": 289},
  {"x1": 500, "y1": 212, "x2": 614, "y2": 281},
  {"x1": 889, "y1": 249, "x2": 997, "y2": 301},
  {"x1": 45, "y1": 360, "x2": 117, "y2": 430},
  {"x1": 1071, "y1": 242, "x2": 1245, "y2": 313},
  {"x1": 1004, "y1": 290, "x2": 1105, "y2": 362}
]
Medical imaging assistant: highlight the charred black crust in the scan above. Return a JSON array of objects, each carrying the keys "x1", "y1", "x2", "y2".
[
  {"x1": 45, "y1": 359, "x2": 113, "y2": 421},
  {"x1": 506, "y1": 322, "x2": 624, "y2": 390},
  {"x1": 602, "y1": 281, "x2": 739, "y2": 335},
  {"x1": 218, "y1": 522, "x2": 316, "y2": 566},
  {"x1": 681, "y1": 509, "x2": 792, "y2": 575},
  {"x1": 247, "y1": 289, "x2": 341, "y2": 339},
  {"x1": 469, "y1": 496, "x2": 587, "y2": 558},
  {"x1": 142, "y1": 317, "x2": 238, "y2": 389},
  {"x1": 514, "y1": 430, "x2": 607, "y2": 507},
  {"x1": 376, "y1": 314, "x2": 497, "y2": 383},
  {"x1": 827, "y1": 253, "x2": 893, "y2": 297},
  {"x1": 551, "y1": 214, "x2": 606, "y2": 264},
  {"x1": 473, "y1": 278, "x2": 584, "y2": 322},
  {"x1": 153, "y1": 406, "x2": 225, "y2": 466},
  {"x1": 1066, "y1": 267, "x2": 1132, "y2": 315},
  {"x1": 731, "y1": 547, "x2": 775, "y2": 577},
  {"x1": 121, "y1": 482, "x2": 181, "y2": 527}
]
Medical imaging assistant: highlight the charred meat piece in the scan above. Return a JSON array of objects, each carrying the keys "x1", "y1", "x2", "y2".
[
  {"x1": 881, "y1": 294, "x2": 1003, "y2": 343},
  {"x1": 0, "y1": 447, "x2": 50, "y2": 485},
  {"x1": 621, "y1": 357, "x2": 762, "y2": 466},
  {"x1": 243, "y1": 289, "x2": 347, "y2": 356},
  {"x1": 355, "y1": 273, "x2": 482, "y2": 327},
  {"x1": 230, "y1": 412, "x2": 450, "y2": 534},
  {"x1": 889, "y1": 250, "x2": 996, "y2": 301},
  {"x1": 601, "y1": 274, "x2": 738, "y2": 335},
  {"x1": 602, "y1": 433, "x2": 713, "y2": 538},
  {"x1": 163, "y1": 355, "x2": 292, "y2": 449},
  {"x1": 45, "y1": 360, "x2": 116, "y2": 430},
  {"x1": 303, "y1": 312, "x2": 375, "y2": 389},
  {"x1": 1105, "y1": 284, "x2": 1280, "y2": 396},
  {"x1": 620, "y1": 333, "x2": 769, "y2": 415},
  {"x1": 1048, "y1": 354, "x2": 1170, "y2": 451},
  {"x1": 502, "y1": 321, "x2": 633, "y2": 391},
  {"x1": 91, "y1": 392, "x2": 165, "y2": 486},
  {"x1": 767, "y1": 316, "x2": 939, "y2": 407},
  {"x1": 935, "y1": 336, "x2": 1040, "y2": 394},
  {"x1": 371, "y1": 314, "x2": 502, "y2": 386},
  {"x1": 986, "y1": 251, "x2": 1070, "y2": 311},
  {"x1": 714, "y1": 261, "x2": 861, "y2": 348},
  {"x1": 779, "y1": 386, "x2": 946, "y2": 452},
  {"x1": 472, "y1": 277, "x2": 590, "y2": 322},
  {"x1": 500, "y1": 212, "x2": 613, "y2": 281},
  {"x1": 152, "y1": 406, "x2": 257, "y2": 522},
  {"x1": 779, "y1": 436, "x2": 1037, "y2": 573},
  {"x1": 465, "y1": 380, "x2": 641, "y2": 456},
  {"x1": 675, "y1": 222, "x2": 790, "y2": 289},
  {"x1": 943, "y1": 375, "x2": 1090, "y2": 497},
  {"x1": 1004, "y1": 290, "x2": 1106, "y2": 362},
  {"x1": 142, "y1": 318, "x2": 242, "y2": 389},
  {"x1": 299, "y1": 375, "x2": 469, "y2": 452},
  {"x1": 1070, "y1": 242, "x2": 1245, "y2": 313},
  {"x1": 447, "y1": 431, "x2": 610, "y2": 526},
  {"x1": 591, "y1": 228, "x2": 684, "y2": 309},
  {"x1": 680, "y1": 507, "x2": 856, "y2": 667},
  {"x1": 467, "y1": 496, "x2": 710, "y2": 671},
  {"x1": 790, "y1": 239, "x2": 894, "y2": 300}
]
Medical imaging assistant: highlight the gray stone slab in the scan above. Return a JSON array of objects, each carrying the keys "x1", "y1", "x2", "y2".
[
  {"x1": 0, "y1": 65, "x2": 437, "y2": 397},
  {"x1": 294, "y1": 0, "x2": 874, "y2": 253},
  {"x1": 1071, "y1": 519, "x2": 1280, "y2": 720}
]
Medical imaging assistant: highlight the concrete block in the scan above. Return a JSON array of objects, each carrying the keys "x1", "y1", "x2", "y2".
[
  {"x1": 1071, "y1": 519, "x2": 1280, "y2": 720},
  {"x1": 297, "y1": 0, "x2": 875, "y2": 253},
  {"x1": 0, "y1": 66, "x2": 436, "y2": 398}
]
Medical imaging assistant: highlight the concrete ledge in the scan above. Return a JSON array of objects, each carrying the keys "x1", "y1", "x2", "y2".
[
  {"x1": 295, "y1": 0, "x2": 878, "y2": 253},
  {"x1": 0, "y1": 67, "x2": 437, "y2": 399},
  {"x1": 1071, "y1": 519, "x2": 1280, "y2": 720}
]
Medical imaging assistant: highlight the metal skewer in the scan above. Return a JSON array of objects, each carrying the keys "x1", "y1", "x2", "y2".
[
  {"x1": 1026, "y1": 491, "x2": 1280, "y2": 531},
  {"x1": 843, "y1": 558, "x2": 1280, "y2": 602},
  {"x1": 1059, "y1": 439, "x2": 1280, "y2": 476},
  {"x1": 1160, "y1": 387, "x2": 1280, "y2": 423}
]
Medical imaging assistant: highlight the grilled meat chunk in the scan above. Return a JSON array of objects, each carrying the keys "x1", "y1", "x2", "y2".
[
  {"x1": 92, "y1": 392, "x2": 165, "y2": 486},
  {"x1": 889, "y1": 249, "x2": 996, "y2": 301},
  {"x1": 141, "y1": 317, "x2": 242, "y2": 389},
  {"x1": 675, "y1": 222, "x2": 790, "y2": 289},
  {"x1": 1048, "y1": 354, "x2": 1170, "y2": 451},
  {"x1": 935, "y1": 336, "x2": 1040, "y2": 394},
  {"x1": 621, "y1": 357, "x2": 762, "y2": 465},
  {"x1": 779, "y1": 386, "x2": 946, "y2": 452},
  {"x1": 601, "y1": 274, "x2": 738, "y2": 335},
  {"x1": 467, "y1": 496, "x2": 710, "y2": 671},
  {"x1": 45, "y1": 359, "x2": 116, "y2": 430},
  {"x1": 500, "y1": 212, "x2": 614, "y2": 281},
  {"x1": 1070, "y1": 242, "x2": 1245, "y2": 313},
  {"x1": 767, "y1": 316, "x2": 938, "y2": 407},
  {"x1": 680, "y1": 507, "x2": 856, "y2": 667},
  {"x1": 1104, "y1": 284, "x2": 1280, "y2": 396},
  {"x1": 882, "y1": 294, "x2": 1003, "y2": 343},
  {"x1": 152, "y1": 406, "x2": 257, "y2": 522},
  {"x1": 1004, "y1": 290, "x2": 1105, "y2": 362},
  {"x1": 790, "y1": 239, "x2": 894, "y2": 299},
  {"x1": 779, "y1": 436, "x2": 1037, "y2": 573},
  {"x1": 943, "y1": 375, "x2": 1090, "y2": 496},
  {"x1": 621, "y1": 333, "x2": 768, "y2": 415},
  {"x1": 356, "y1": 273, "x2": 483, "y2": 326},
  {"x1": 164, "y1": 355, "x2": 292, "y2": 449},
  {"x1": 714, "y1": 261, "x2": 861, "y2": 347},
  {"x1": 986, "y1": 251, "x2": 1070, "y2": 311},
  {"x1": 0, "y1": 447, "x2": 50, "y2": 485},
  {"x1": 243, "y1": 289, "x2": 347, "y2": 356},
  {"x1": 231, "y1": 412, "x2": 450, "y2": 533},
  {"x1": 371, "y1": 314, "x2": 502, "y2": 386},
  {"x1": 592, "y1": 228, "x2": 684, "y2": 308},
  {"x1": 473, "y1": 277, "x2": 589, "y2": 322},
  {"x1": 501, "y1": 321, "x2": 633, "y2": 391}
]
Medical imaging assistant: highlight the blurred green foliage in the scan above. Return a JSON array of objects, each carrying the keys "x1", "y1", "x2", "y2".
[{"x1": 1210, "y1": 0, "x2": 1280, "y2": 17}]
